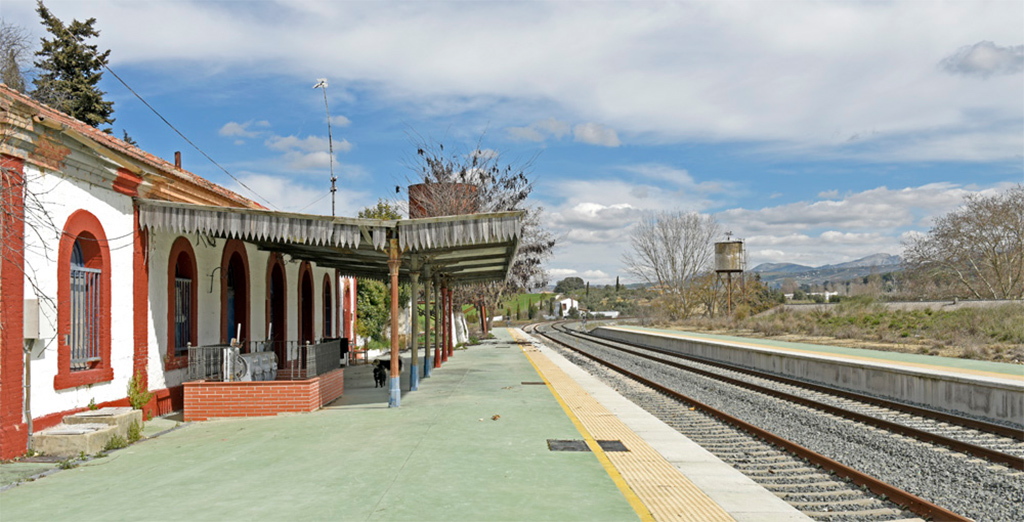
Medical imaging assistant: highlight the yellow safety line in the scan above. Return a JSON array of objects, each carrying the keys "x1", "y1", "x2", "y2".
[{"x1": 511, "y1": 329, "x2": 655, "y2": 522}]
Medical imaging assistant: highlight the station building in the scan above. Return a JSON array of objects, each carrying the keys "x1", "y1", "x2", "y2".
[{"x1": 1, "y1": 84, "x2": 522, "y2": 459}]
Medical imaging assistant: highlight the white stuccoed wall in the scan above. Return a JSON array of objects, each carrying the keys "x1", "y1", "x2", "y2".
[
  {"x1": 21, "y1": 163, "x2": 137, "y2": 420},
  {"x1": 147, "y1": 232, "x2": 337, "y2": 391}
]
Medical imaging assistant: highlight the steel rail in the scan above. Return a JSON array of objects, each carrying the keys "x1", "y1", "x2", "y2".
[
  {"x1": 535, "y1": 327, "x2": 972, "y2": 522},
  {"x1": 553, "y1": 324, "x2": 1023, "y2": 470},
  {"x1": 569, "y1": 324, "x2": 1024, "y2": 441}
]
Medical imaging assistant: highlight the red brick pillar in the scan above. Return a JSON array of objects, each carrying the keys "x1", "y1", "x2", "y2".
[{"x1": 1, "y1": 155, "x2": 28, "y2": 459}]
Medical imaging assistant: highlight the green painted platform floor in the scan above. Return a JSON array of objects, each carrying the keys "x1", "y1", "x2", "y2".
[{"x1": 0, "y1": 330, "x2": 640, "y2": 522}]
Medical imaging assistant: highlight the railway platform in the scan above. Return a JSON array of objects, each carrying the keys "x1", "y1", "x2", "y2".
[
  {"x1": 0, "y1": 328, "x2": 808, "y2": 522},
  {"x1": 593, "y1": 325, "x2": 1024, "y2": 427}
]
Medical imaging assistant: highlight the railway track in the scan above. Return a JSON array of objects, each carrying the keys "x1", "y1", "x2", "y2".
[{"x1": 526, "y1": 321, "x2": 1024, "y2": 522}]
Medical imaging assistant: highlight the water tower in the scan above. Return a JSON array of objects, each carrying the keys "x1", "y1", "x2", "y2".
[{"x1": 714, "y1": 236, "x2": 745, "y2": 315}]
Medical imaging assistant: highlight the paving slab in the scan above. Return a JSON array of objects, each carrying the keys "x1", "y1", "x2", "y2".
[{"x1": 0, "y1": 333, "x2": 639, "y2": 522}]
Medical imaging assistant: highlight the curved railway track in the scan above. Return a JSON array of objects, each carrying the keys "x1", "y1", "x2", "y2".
[{"x1": 526, "y1": 321, "x2": 1024, "y2": 522}]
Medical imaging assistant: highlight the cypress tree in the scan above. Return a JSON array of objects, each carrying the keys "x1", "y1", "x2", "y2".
[
  {"x1": 32, "y1": 1, "x2": 115, "y2": 129},
  {"x1": 616, "y1": 276, "x2": 620, "y2": 292}
]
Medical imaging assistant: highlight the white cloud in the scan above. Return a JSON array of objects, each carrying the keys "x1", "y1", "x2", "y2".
[
  {"x1": 219, "y1": 120, "x2": 270, "y2": 138},
  {"x1": 573, "y1": 123, "x2": 621, "y2": 147},
  {"x1": 232, "y1": 172, "x2": 373, "y2": 216},
  {"x1": 506, "y1": 118, "x2": 572, "y2": 142},
  {"x1": 330, "y1": 115, "x2": 352, "y2": 127},
  {"x1": 940, "y1": 41, "x2": 1023, "y2": 78},
  {"x1": 719, "y1": 182, "x2": 1016, "y2": 267},
  {"x1": 264, "y1": 135, "x2": 353, "y2": 170},
  {"x1": 6, "y1": 1, "x2": 1019, "y2": 162}
]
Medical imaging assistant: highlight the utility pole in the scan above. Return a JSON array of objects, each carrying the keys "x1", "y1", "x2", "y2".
[{"x1": 313, "y1": 78, "x2": 337, "y2": 216}]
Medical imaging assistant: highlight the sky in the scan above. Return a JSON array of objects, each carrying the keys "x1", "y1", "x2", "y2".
[{"x1": 4, "y1": 0, "x2": 1022, "y2": 286}]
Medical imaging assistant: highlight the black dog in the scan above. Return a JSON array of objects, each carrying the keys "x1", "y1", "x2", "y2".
[{"x1": 373, "y1": 361, "x2": 386, "y2": 388}]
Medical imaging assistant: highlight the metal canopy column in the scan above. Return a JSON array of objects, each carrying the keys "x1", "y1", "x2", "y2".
[
  {"x1": 441, "y1": 279, "x2": 449, "y2": 363},
  {"x1": 422, "y1": 265, "x2": 432, "y2": 378},
  {"x1": 433, "y1": 275, "x2": 442, "y2": 369},
  {"x1": 388, "y1": 239, "x2": 402, "y2": 408},
  {"x1": 409, "y1": 267, "x2": 420, "y2": 391},
  {"x1": 446, "y1": 285, "x2": 454, "y2": 358}
]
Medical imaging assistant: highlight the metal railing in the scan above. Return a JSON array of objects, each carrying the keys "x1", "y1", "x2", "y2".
[
  {"x1": 187, "y1": 338, "x2": 346, "y2": 382},
  {"x1": 173, "y1": 277, "x2": 192, "y2": 355}
]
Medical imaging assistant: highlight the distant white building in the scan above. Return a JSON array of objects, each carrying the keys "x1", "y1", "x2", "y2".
[{"x1": 557, "y1": 297, "x2": 579, "y2": 317}]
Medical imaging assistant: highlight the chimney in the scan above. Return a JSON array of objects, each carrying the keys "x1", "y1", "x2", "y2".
[{"x1": 174, "y1": 151, "x2": 182, "y2": 170}]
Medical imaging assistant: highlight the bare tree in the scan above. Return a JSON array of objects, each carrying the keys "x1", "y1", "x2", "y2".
[
  {"x1": 406, "y1": 135, "x2": 555, "y2": 327},
  {"x1": 903, "y1": 185, "x2": 1024, "y2": 300},
  {"x1": 622, "y1": 211, "x2": 721, "y2": 319},
  {"x1": 1, "y1": 19, "x2": 33, "y2": 92}
]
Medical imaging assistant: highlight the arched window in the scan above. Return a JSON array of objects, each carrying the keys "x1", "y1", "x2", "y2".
[
  {"x1": 56, "y1": 210, "x2": 112, "y2": 390},
  {"x1": 298, "y1": 261, "x2": 314, "y2": 345},
  {"x1": 167, "y1": 237, "x2": 198, "y2": 366},
  {"x1": 220, "y1": 240, "x2": 250, "y2": 347},
  {"x1": 322, "y1": 273, "x2": 333, "y2": 338}
]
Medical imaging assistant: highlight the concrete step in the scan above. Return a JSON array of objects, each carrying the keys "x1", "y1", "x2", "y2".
[
  {"x1": 31, "y1": 423, "x2": 118, "y2": 457},
  {"x1": 63, "y1": 407, "x2": 142, "y2": 438}
]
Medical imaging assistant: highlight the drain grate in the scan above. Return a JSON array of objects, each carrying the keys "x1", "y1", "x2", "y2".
[
  {"x1": 547, "y1": 439, "x2": 629, "y2": 452},
  {"x1": 548, "y1": 439, "x2": 589, "y2": 452},
  {"x1": 521, "y1": 381, "x2": 546, "y2": 385}
]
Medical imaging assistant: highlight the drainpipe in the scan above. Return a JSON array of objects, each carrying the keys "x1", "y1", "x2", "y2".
[{"x1": 24, "y1": 340, "x2": 32, "y2": 452}]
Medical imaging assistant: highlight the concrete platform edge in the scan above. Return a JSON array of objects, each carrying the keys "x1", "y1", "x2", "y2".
[{"x1": 520, "y1": 329, "x2": 812, "y2": 522}]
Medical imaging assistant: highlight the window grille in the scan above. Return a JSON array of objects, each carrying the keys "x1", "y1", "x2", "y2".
[
  {"x1": 174, "y1": 277, "x2": 193, "y2": 355},
  {"x1": 70, "y1": 241, "x2": 101, "y2": 371}
]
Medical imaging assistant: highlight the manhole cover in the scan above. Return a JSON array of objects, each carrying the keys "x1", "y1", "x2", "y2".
[
  {"x1": 547, "y1": 439, "x2": 589, "y2": 452},
  {"x1": 597, "y1": 440, "x2": 629, "y2": 452}
]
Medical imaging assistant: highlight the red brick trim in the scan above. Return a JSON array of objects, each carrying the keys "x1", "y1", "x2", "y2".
[
  {"x1": 25, "y1": 384, "x2": 183, "y2": 434},
  {"x1": 183, "y1": 369, "x2": 344, "y2": 421},
  {"x1": 133, "y1": 205, "x2": 149, "y2": 385},
  {"x1": 1, "y1": 155, "x2": 28, "y2": 459},
  {"x1": 334, "y1": 269, "x2": 341, "y2": 339},
  {"x1": 265, "y1": 253, "x2": 287, "y2": 344},
  {"x1": 166, "y1": 236, "x2": 197, "y2": 370},
  {"x1": 54, "y1": 210, "x2": 114, "y2": 390},
  {"x1": 219, "y1": 239, "x2": 250, "y2": 346},
  {"x1": 298, "y1": 261, "x2": 314, "y2": 344},
  {"x1": 113, "y1": 167, "x2": 143, "y2": 197}
]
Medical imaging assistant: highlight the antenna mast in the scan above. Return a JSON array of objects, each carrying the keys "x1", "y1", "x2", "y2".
[{"x1": 314, "y1": 78, "x2": 337, "y2": 216}]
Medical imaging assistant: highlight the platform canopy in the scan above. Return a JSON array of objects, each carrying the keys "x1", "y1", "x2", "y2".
[{"x1": 137, "y1": 199, "x2": 524, "y2": 284}]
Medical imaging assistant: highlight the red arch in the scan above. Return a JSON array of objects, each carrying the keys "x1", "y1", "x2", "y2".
[
  {"x1": 219, "y1": 239, "x2": 250, "y2": 346},
  {"x1": 322, "y1": 273, "x2": 333, "y2": 338},
  {"x1": 265, "y1": 253, "x2": 288, "y2": 347},
  {"x1": 297, "y1": 261, "x2": 315, "y2": 344},
  {"x1": 55, "y1": 210, "x2": 113, "y2": 390},
  {"x1": 166, "y1": 237, "x2": 197, "y2": 369}
]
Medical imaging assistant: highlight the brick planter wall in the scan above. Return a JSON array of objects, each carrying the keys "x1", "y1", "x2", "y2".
[{"x1": 183, "y1": 369, "x2": 344, "y2": 421}]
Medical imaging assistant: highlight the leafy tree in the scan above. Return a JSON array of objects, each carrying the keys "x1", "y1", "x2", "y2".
[
  {"x1": 554, "y1": 276, "x2": 585, "y2": 294},
  {"x1": 1, "y1": 19, "x2": 32, "y2": 92},
  {"x1": 903, "y1": 185, "x2": 1023, "y2": 299},
  {"x1": 358, "y1": 198, "x2": 403, "y2": 220},
  {"x1": 355, "y1": 200, "x2": 408, "y2": 342},
  {"x1": 32, "y1": 1, "x2": 114, "y2": 128}
]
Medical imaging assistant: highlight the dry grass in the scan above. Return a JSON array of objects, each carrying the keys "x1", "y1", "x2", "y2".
[{"x1": 667, "y1": 298, "x2": 1024, "y2": 364}]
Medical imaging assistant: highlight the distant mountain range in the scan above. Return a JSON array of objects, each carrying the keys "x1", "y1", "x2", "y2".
[{"x1": 751, "y1": 253, "x2": 902, "y2": 287}]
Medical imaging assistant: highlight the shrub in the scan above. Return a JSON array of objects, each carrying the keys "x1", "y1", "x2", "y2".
[
  {"x1": 127, "y1": 370, "x2": 152, "y2": 411},
  {"x1": 127, "y1": 421, "x2": 143, "y2": 443},
  {"x1": 104, "y1": 434, "x2": 128, "y2": 451}
]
